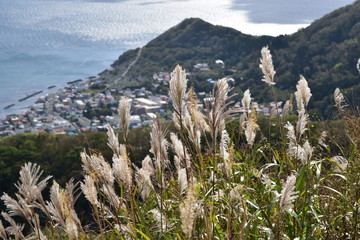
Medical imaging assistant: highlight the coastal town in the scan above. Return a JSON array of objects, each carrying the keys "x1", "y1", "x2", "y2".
[{"x1": 0, "y1": 63, "x2": 276, "y2": 138}]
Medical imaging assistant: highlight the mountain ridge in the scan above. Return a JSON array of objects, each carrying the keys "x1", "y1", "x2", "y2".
[{"x1": 100, "y1": 0, "x2": 360, "y2": 116}]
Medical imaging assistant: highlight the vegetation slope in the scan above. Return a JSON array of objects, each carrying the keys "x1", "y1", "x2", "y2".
[{"x1": 101, "y1": 0, "x2": 360, "y2": 116}]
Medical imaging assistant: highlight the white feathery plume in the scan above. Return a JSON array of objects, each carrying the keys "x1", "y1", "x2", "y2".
[
  {"x1": 281, "y1": 100, "x2": 291, "y2": 122},
  {"x1": 279, "y1": 175, "x2": 298, "y2": 212},
  {"x1": 296, "y1": 111, "x2": 308, "y2": 141},
  {"x1": 239, "y1": 113, "x2": 246, "y2": 133},
  {"x1": 135, "y1": 156, "x2": 155, "y2": 200},
  {"x1": 101, "y1": 184, "x2": 120, "y2": 208},
  {"x1": 172, "y1": 111, "x2": 181, "y2": 131},
  {"x1": 135, "y1": 168, "x2": 153, "y2": 200},
  {"x1": 183, "y1": 109, "x2": 201, "y2": 151},
  {"x1": 1, "y1": 212, "x2": 25, "y2": 240},
  {"x1": 295, "y1": 75, "x2": 312, "y2": 114},
  {"x1": 106, "y1": 124, "x2": 121, "y2": 156},
  {"x1": 241, "y1": 89, "x2": 251, "y2": 113},
  {"x1": 285, "y1": 121, "x2": 298, "y2": 159},
  {"x1": 244, "y1": 109, "x2": 259, "y2": 147},
  {"x1": 180, "y1": 183, "x2": 198, "y2": 237},
  {"x1": 206, "y1": 78, "x2": 235, "y2": 147},
  {"x1": 331, "y1": 156, "x2": 348, "y2": 172},
  {"x1": 118, "y1": 97, "x2": 131, "y2": 141},
  {"x1": 334, "y1": 88, "x2": 345, "y2": 111},
  {"x1": 0, "y1": 220, "x2": 8, "y2": 240},
  {"x1": 15, "y1": 162, "x2": 52, "y2": 204},
  {"x1": 80, "y1": 175, "x2": 99, "y2": 207},
  {"x1": 150, "y1": 116, "x2": 169, "y2": 172},
  {"x1": 0, "y1": 220, "x2": 6, "y2": 237},
  {"x1": 149, "y1": 209, "x2": 168, "y2": 232},
  {"x1": 269, "y1": 105, "x2": 278, "y2": 119},
  {"x1": 259, "y1": 46, "x2": 276, "y2": 86},
  {"x1": 1, "y1": 193, "x2": 33, "y2": 220},
  {"x1": 318, "y1": 131, "x2": 329, "y2": 149},
  {"x1": 220, "y1": 130, "x2": 232, "y2": 178},
  {"x1": 215, "y1": 78, "x2": 230, "y2": 105},
  {"x1": 169, "y1": 65, "x2": 188, "y2": 121},
  {"x1": 177, "y1": 167, "x2": 188, "y2": 194},
  {"x1": 357, "y1": 58, "x2": 360, "y2": 74},
  {"x1": 188, "y1": 88, "x2": 210, "y2": 133},
  {"x1": 112, "y1": 154, "x2": 133, "y2": 190},
  {"x1": 297, "y1": 140, "x2": 313, "y2": 164},
  {"x1": 170, "y1": 132, "x2": 191, "y2": 169},
  {"x1": 141, "y1": 155, "x2": 156, "y2": 176},
  {"x1": 31, "y1": 213, "x2": 48, "y2": 240},
  {"x1": 80, "y1": 151, "x2": 114, "y2": 185},
  {"x1": 45, "y1": 180, "x2": 81, "y2": 239}
]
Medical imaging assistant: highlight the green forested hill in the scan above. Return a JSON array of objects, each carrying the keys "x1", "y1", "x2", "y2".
[{"x1": 102, "y1": 0, "x2": 360, "y2": 116}]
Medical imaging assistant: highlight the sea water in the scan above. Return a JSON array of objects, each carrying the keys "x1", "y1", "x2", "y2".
[{"x1": 0, "y1": 0, "x2": 354, "y2": 117}]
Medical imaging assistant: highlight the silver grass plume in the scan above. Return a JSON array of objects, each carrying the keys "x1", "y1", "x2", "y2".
[
  {"x1": 285, "y1": 121, "x2": 313, "y2": 163},
  {"x1": 334, "y1": 88, "x2": 345, "y2": 111},
  {"x1": 241, "y1": 89, "x2": 251, "y2": 114},
  {"x1": 244, "y1": 107, "x2": 259, "y2": 147},
  {"x1": 150, "y1": 115, "x2": 169, "y2": 172},
  {"x1": 269, "y1": 105, "x2": 278, "y2": 119},
  {"x1": 15, "y1": 162, "x2": 52, "y2": 204},
  {"x1": 31, "y1": 214, "x2": 48, "y2": 240},
  {"x1": 80, "y1": 175, "x2": 99, "y2": 207},
  {"x1": 177, "y1": 167, "x2": 188, "y2": 195},
  {"x1": 173, "y1": 151, "x2": 188, "y2": 194},
  {"x1": 259, "y1": 46, "x2": 276, "y2": 86},
  {"x1": 1, "y1": 212, "x2": 25, "y2": 240},
  {"x1": 296, "y1": 111, "x2": 308, "y2": 141},
  {"x1": 118, "y1": 97, "x2": 131, "y2": 142},
  {"x1": 101, "y1": 183, "x2": 120, "y2": 208},
  {"x1": 169, "y1": 65, "x2": 188, "y2": 128},
  {"x1": 80, "y1": 151, "x2": 114, "y2": 185},
  {"x1": 331, "y1": 156, "x2": 348, "y2": 172},
  {"x1": 295, "y1": 75, "x2": 312, "y2": 114},
  {"x1": 183, "y1": 109, "x2": 202, "y2": 151},
  {"x1": 171, "y1": 132, "x2": 191, "y2": 193},
  {"x1": 135, "y1": 155, "x2": 155, "y2": 200},
  {"x1": 279, "y1": 175, "x2": 298, "y2": 212},
  {"x1": 188, "y1": 87, "x2": 209, "y2": 133},
  {"x1": 297, "y1": 140, "x2": 313, "y2": 164},
  {"x1": 149, "y1": 209, "x2": 168, "y2": 232},
  {"x1": 281, "y1": 100, "x2": 291, "y2": 122},
  {"x1": 106, "y1": 124, "x2": 121, "y2": 156},
  {"x1": 220, "y1": 130, "x2": 232, "y2": 179},
  {"x1": 207, "y1": 78, "x2": 235, "y2": 147},
  {"x1": 239, "y1": 113, "x2": 246, "y2": 133},
  {"x1": 318, "y1": 131, "x2": 329, "y2": 149},
  {"x1": 0, "y1": 220, "x2": 8, "y2": 240},
  {"x1": 170, "y1": 132, "x2": 191, "y2": 172},
  {"x1": 1, "y1": 193, "x2": 33, "y2": 220},
  {"x1": 112, "y1": 153, "x2": 133, "y2": 190},
  {"x1": 285, "y1": 122, "x2": 298, "y2": 159},
  {"x1": 45, "y1": 180, "x2": 81, "y2": 239},
  {"x1": 180, "y1": 183, "x2": 198, "y2": 237}
]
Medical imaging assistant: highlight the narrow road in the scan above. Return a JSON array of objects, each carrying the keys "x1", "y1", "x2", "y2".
[{"x1": 114, "y1": 47, "x2": 143, "y2": 85}]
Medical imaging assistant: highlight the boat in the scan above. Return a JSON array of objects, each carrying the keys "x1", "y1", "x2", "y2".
[{"x1": 48, "y1": 85, "x2": 56, "y2": 89}]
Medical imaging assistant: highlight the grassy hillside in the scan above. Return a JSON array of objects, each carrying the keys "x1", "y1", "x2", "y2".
[{"x1": 101, "y1": 0, "x2": 360, "y2": 117}]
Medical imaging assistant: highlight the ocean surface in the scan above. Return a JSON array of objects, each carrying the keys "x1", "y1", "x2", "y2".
[{"x1": 0, "y1": 0, "x2": 355, "y2": 117}]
